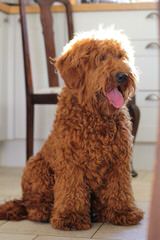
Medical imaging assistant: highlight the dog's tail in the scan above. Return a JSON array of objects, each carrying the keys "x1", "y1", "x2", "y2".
[{"x1": 0, "y1": 199, "x2": 27, "y2": 220}]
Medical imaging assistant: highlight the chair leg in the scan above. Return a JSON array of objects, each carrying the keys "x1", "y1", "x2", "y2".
[
  {"x1": 26, "y1": 100, "x2": 34, "y2": 161},
  {"x1": 128, "y1": 104, "x2": 140, "y2": 143},
  {"x1": 128, "y1": 103, "x2": 140, "y2": 177}
]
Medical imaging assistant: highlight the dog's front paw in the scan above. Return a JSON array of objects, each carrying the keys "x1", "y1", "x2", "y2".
[
  {"x1": 109, "y1": 207, "x2": 144, "y2": 226},
  {"x1": 51, "y1": 211, "x2": 91, "y2": 230}
]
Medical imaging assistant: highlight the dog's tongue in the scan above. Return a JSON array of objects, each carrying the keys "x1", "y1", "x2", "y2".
[{"x1": 106, "y1": 88, "x2": 124, "y2": 109}]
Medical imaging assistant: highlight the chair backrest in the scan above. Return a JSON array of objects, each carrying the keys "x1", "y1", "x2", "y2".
[{"x1": 19, "y1": 0, "x2": 74, "y2": 94}]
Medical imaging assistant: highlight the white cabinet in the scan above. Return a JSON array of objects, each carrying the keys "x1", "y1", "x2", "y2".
[
  {"x1": 136, "y1": 91, "x2": 159, "y2": 142},
  {"x1": 74, "y1": 10, "x2": 158, "y2": 40},
  {"x1": 14, "y1": 13, "x2": 67, "y2": 140},
  {"x1": 136, "y1": 57, "x2": 159, "y2": 91},
  {"x1": 133, "y1": 40, "x2": 159, "y2": 91},
  {"x1": 0, "y1": 13, "x2": 14, "y2": 141},
  {"x1": 0, "y1": 12, "x2": 5, "y2": 141},
  {"x1": 133, "y1": 38, "x2": 159, "y2": 142},
  {"x1": 129, "y1": 11, "x2": 159, "y2": 142},
  {"x1": 0, "y1": 14, "x2": 17, "y2": 141},
  {"x1": 14, "y1": 13, "x2": 52, "y2": 140}
]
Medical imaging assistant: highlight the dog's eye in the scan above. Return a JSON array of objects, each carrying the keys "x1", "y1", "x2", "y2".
[
  {"x1": 117, "y1": 53, "x2": 123, "y2": 59},
  {"x1": 99, "y1": 55, "x2": 106, "y2": 61}
]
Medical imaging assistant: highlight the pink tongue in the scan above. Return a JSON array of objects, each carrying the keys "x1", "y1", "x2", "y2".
[{"x1": 106, "y1": 88, "x2": 124, "y2": 109}]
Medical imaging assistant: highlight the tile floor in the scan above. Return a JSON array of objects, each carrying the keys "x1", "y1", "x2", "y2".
[{"x1": 0, "y1": 167, "x2": 153, "y2": 240}]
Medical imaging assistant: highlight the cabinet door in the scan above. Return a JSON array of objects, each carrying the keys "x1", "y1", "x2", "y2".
[
  {"x1": 14, "y1": 13, "x2": 66, "y2": 140},
  {"x1": 0, "y1": 13, "x2": 13, "y2": 141},
  {"x1": 3, "y1": 15, "x2": 16, "y2": 141},
  {"x1": 0, "y1": 12, "x2": 5, "y2": 140},
  {"x1": 14, "y1": 13, "x2": 50, "y2": 140},
  {"x1": 136, "y1": 91, "x2": 159, "y2": 142},
  {"x1": 136, "y1": 57, "x2": 159, "y2": 91},
  {"x1": 133, "y1": 40, "x2": 159, "y2": 142}
]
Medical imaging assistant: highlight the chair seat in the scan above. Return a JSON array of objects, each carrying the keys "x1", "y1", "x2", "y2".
[{"x1": 35, "y1": 86, "x2": 62, "y2": 95}]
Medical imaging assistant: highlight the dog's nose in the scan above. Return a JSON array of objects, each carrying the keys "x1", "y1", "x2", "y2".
[{"x1": 116, "y1": 72, "x2": 128, "y2": 83}]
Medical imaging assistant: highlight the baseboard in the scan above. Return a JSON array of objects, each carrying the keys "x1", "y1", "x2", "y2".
[{"x1": 0, "y1": 140, "x2": 157, "y2": 170}]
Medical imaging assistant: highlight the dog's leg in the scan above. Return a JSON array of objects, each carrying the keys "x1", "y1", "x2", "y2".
[
  {"x1": 22, "y1": 153, "x2": 54, "y2": 222},
  {"x1": 51, "y1": 168, "x2": 91, "y2": 230},
  {"x1": 92, "y1": 164, "x2": 143, "y2": 225}
]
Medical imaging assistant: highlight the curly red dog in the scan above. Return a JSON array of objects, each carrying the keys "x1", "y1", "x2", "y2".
[{"x1": 0, "y1": 28, "x2": 143, "y2": 230}]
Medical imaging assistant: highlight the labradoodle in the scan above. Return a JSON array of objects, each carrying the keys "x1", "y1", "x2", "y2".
[{"x1": 0, "y1": 28, "x2": 143, "y2": 230}]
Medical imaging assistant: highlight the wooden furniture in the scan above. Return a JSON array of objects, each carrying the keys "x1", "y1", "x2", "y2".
[
  {"x1": 127, "y1": 97, "x2": 140, "y2": 177},
  {"x1": 19, "y1": 0, "x2": 74, "y2": 160}
]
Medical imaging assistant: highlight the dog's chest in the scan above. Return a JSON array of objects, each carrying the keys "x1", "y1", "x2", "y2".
[
  {"x1": 83, "y1": 115, "x2": 128, "y2": 148},
  {"x1": 83, "y1": 115, "x2": 132, "y2": 188},
  {"x1": 83, "y1": 118, "x2": 117, "y2": 150}
]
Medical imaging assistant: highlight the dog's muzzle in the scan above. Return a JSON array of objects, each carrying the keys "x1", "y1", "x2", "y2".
[{"x1": 116, "y1": 72, "x2": 128, "y2": 84}]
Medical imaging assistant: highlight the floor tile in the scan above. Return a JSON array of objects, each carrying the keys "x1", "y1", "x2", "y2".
[
  {"x1": 132, "y1": 171, "x2": 153, "y2": 202},
  {"x1": 0, "y1": 233, "x2": 36, "y2": 240},
  {"x1": 93, "y1": 220, "x2": 148, "y2": 240},
  {"x1": 0, "y1": 221, "x2": 102, "y2": 238},
  {"x1": 0, "y1": 168, "x2": 22, "y2": 198},
  {"x1": 92, "y1": 201, "x2": 150, "y2": 240},
  {"x1": 0, "y1": 221, "x2": 6, "y2": 226}
]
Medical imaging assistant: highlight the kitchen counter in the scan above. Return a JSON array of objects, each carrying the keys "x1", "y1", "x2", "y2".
[{"x1": 0, "y1": 2, "x2": 157, "y2": 14}]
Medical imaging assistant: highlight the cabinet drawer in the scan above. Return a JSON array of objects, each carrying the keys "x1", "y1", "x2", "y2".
[
  {"x1": 133, "y1": 40, "x2": 159, "y2": 57},
  {"x1": 136, "y1": 107, "x2": 158, "y2": 142},
  {"x1": 135, "y1": 57, "x2": 159, "y2": 90},
  {"x1": 136, "y1": 90, "x2": 160, "y2": 107},
  {"x1": 136, "y1": 90, "x2": 159, "y2": 142},
  {"x1": 74, "y1": 10, "x2": 158, "y2": 40}
]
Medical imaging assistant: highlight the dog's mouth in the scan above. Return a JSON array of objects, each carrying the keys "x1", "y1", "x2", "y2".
[{"x1": 106, "y1": 86, "x2": 124, "y2": 109}]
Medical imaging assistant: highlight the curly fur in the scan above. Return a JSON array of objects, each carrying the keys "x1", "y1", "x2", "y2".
[{"x1": 0, "y1": 28, "x2": 143, "y2": 230}]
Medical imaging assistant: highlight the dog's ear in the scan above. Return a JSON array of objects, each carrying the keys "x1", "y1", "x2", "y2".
[{"x1": 55, "y1": 51, "x2": 85, "y2": 89}]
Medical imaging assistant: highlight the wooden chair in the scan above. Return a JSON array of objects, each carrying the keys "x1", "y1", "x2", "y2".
[
  {"x1": 127, "y1": 97, "x2": 140, "y2": 177},
  {"x1": 19, "y1": 0, "x2": 74, "y2": 160}
]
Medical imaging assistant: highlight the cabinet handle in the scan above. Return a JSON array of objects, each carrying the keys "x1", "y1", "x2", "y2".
[
  {"x1": 146, "y1": 12, "x2": 159, "y2": 19},
  {"x1": 145, "y1": 94, "x2": 160, "y2": 101},
  {"x1": 145, "y1": 42, "x2": 160, "y2": 49}
]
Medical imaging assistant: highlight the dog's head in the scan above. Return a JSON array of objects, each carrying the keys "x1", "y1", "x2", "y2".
[{"x1": 55, "y1": 28, "x2": 138, "y2": 114}]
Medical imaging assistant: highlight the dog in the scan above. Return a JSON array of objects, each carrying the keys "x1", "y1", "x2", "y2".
[{"x1": 0, "y1": 28, "x2": 143, "y2": 230}]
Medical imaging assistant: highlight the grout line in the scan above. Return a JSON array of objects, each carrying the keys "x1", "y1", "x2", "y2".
[
  {"x1": 90, "y1": 223, "x2": 103, "y2": 239},
  {"x1": 32, "y1": 235, "x2": 39, "y2": 240}
]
